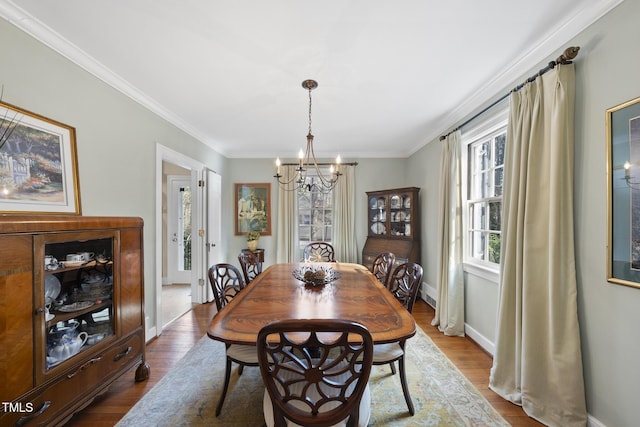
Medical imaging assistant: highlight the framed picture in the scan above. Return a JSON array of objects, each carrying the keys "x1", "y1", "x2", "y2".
[
  {"x1": 235, "y1": 183, "x2": 271, "y2": 235},
  {"x1": 607, "y1": 96, "x2": 640, "y2": 288},
  {"x1": 0, "y1": 101, "x2": 81, "y2": 214}
]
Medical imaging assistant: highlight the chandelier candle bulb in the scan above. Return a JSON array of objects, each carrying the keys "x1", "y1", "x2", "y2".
[
  {"x1": 275, "y1": 157, "x2": 281, "y2": 175},
  {"x1": 624, "y1": 161, "x2": 631, "y2": 180}
]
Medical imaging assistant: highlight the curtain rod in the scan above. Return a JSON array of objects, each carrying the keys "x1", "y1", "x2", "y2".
[
  {"x1": 439, "y1": 46, "x2": 580, "y2": 141},
  {"x1": 279, "y1": 161, "x2": 358, "y2": 166}
]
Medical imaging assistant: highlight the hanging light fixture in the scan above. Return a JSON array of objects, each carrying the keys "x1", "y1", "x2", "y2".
[{"x1": 274, "y1": 79, "x2": 341, "y2": 192}]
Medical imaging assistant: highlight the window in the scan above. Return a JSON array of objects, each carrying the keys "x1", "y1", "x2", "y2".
[
  {"x1": 297, "y1": 172, "x2": 333, "y2": 257},
  {"x1": 463, "y1": 106, "x2": 508, "y2": 274}
]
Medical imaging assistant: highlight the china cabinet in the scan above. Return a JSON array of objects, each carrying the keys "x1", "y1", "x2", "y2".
[
  {"x1": 362, "y1": 187, "x2": 420, "y2": 270},
  {"x1": 0, "y1": 216, "x2": 148, "y2": 426}
]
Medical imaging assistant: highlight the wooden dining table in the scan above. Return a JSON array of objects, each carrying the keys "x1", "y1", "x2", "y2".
[{"x1": 207, "y1": 262, "x2": 416, "y2": 345}]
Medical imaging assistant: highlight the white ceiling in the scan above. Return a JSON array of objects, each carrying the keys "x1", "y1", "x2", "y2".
[{"x1": 0, "y1": 0, "x2": 621, "y2": 159}]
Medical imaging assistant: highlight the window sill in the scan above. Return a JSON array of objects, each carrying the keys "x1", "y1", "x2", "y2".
[{"x1": 463, "y1": 262, "x2": 500, "y2": 283}]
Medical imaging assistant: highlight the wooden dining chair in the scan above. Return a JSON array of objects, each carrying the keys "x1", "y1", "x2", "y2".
[
  {"x1": 237, "y1": 251, "x2": 263, "y2": 284},
  {"x1": 258, "y1": 319, "x2": 374, "y2": 427},
  {"x1": 373, "y1": 262, "x2": 423, "y2": 415},
  {"x1": 207, "y1": 263, "x2": 259, "y2": 416},
  {"x1": 303, "y1": 241, "x2": 336, "y2": 262},
  {"x1": 370, "y1": 252, "x2": 396, "y2": 287}
]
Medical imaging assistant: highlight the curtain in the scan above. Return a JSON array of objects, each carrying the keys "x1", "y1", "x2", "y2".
[
  {"x1": 489, "y1": 64, "x2": 587, "y2": 426},
  {"x1": 432, "y1": 130, "x2": 465, "y2": 336},
  {"x1": 276, "y1": 166, "x2": 298, "y2": 263},
  {"x1": 333, "y1": 165, "x2": 358, "y2": 263}
]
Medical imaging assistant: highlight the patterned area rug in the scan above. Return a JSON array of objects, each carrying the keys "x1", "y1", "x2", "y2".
[{"x1": 117, "y1": 326, "x2": 508, "y2": 426}]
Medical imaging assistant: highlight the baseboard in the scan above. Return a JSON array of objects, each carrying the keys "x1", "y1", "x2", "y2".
[{"x1": 463, "y1": 323, "x2": 495, "y2": 356}]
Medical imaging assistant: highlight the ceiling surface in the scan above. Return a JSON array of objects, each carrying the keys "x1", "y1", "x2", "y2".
[{"x1": 0, "y1": 1, "x2": 620, "y2": 159}]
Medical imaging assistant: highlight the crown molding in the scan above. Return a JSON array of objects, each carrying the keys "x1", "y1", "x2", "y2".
[
  {"x1": 0, "y1": 0, "x2": 228, "y2": 156},
  {"x1": 409, "y1": 0, "x2": 625, "y2": 155}
]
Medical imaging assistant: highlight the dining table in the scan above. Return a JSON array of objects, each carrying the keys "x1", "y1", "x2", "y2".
[{"x1": 207, "y1": 262, "x2": 416, "y2": 345}]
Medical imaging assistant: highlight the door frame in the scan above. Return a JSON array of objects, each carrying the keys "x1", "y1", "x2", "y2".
[{"x1": 154, "y1": 144, "x2": 204, "y2": 337}]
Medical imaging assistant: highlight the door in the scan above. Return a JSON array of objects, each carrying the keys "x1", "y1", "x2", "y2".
[
  {"x1": 204, "y1": 169, "x2": 222, "y2": 302},
  {"x1": 167, "y1": 175, "x2": 192, "y2": 284}
]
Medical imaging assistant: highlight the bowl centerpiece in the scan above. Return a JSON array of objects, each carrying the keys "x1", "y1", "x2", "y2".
[{"x1": 292, "y1": 264, "x2": 340, "y2": 286}]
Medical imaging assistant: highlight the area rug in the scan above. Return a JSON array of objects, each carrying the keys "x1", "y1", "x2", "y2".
[{"x1": 116, "y1": 326, "x2": 508, "y2": 426}]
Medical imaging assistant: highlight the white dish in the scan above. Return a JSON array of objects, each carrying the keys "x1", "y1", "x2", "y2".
[
  {"x1": 58, "y1": 301, "x2": 94, "y2": 312},
  {"x1": 63, "y1": 260, "x2": 85, "y2": 267},
  {"x1": 370, "y1": 222, "x2": 386, "y2": 234},
  {"x1": 45, "y1": 275, "x2": 61, "y2": 303},
  {"x1": 46, "y1": 313, "x2": 55, "y2": 322}
]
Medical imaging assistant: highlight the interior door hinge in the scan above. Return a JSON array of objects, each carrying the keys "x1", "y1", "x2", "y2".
[{"x1": 198, "y1": 179, "x2": 205, "y2": 187}]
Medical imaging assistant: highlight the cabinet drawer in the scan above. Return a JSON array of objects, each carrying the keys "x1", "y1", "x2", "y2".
[{"x1": 4, "y1": 332, "x2": 143, "y2": 426}]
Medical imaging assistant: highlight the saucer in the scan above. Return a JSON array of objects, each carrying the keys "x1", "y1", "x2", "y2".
[{"x1": 46, "y1": 313, "x2": 55, "y2": 322}]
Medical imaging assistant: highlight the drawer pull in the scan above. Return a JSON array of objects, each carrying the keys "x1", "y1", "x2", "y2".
[
  {"x1": 15, "y1": 400, "x2": 51, "y2": 426},
  {"x1": 114, "y1": 346, "x2": 133, "y2": 361},
  {"x1": 67, "y1": 356, "x2": 102, "y2": 379}
]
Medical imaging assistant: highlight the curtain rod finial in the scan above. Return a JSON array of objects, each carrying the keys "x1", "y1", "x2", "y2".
[{"x1": 558, "y1": 46, "x2": 580, "y2": 64}]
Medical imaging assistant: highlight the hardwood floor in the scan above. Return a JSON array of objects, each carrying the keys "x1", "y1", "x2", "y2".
[{"x1": 66, "y1": 299, "x2": 543, "y2": 426}]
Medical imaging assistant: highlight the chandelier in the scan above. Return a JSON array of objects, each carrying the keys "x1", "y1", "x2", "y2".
[{"x1": 274, "y1": 79, "x2": 341, "y2": 192}]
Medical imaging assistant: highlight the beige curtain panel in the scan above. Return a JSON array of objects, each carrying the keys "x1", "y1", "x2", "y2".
[
  {"x1": 489, "y1": 63, "x2": 587, "y2": 426},
  {"x1": 333, "y1": 165, "x2": 358, "y2": 263},
  {"x1": 276, "y1": 165, "x2": 299, "y2": 263},
  {"x1": 432, "y1": 130, "x2": 465, "y2": 336}
]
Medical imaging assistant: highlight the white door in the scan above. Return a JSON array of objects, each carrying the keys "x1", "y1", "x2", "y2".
[
  {"x1": 204, "y1": 169, "x2": 222, "y2": 302},
  {"x1": 167, "y1": 175, "x2": 192, "y2": 284}
]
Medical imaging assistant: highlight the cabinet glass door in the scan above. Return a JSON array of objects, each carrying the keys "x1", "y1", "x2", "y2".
[
  {"x1": 389, "y1": 192, "x2": 412, "y2": 237},
  {"x1": 369, "y1": 196, "x2": 387, "y2": 236},
  {"x1": 40, "y1": 234, "x2": 116, "y2": 374}
]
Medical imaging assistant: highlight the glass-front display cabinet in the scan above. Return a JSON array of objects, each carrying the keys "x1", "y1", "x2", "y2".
[
  {"x1": 0, "y1": 216, "x2": 148, "y2": 427},
  {"x1": 363, "y1": 187, "x2": 421, "y2": 270}
]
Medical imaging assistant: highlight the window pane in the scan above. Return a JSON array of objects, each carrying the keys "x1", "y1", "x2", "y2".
[
  {"x1": 493, "y1": 167, "x2": 504, "y2": 197},
  {"x1": 471, "y1": 231, "x2": 485, "y2": 260},
  {"x1": 470, "y1": 202, "x2": 486, "y2": 230},
  {"x1": 494, "y1": 133, "x2": 505, "y2": 166},
  {"x1": 489, "y1": 201, "x2": 501, "y2": 231},
  {"x1": 488, "y1": 233, "x2": 501, "y2": 263}
]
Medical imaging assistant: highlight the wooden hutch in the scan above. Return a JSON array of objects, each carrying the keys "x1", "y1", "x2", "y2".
[
  {"x1": 362, "y1": 187, "x2": 420, "y2": 270},
  {"x1": 0, "y1": 216, "x2": 148, "y2": 426}
]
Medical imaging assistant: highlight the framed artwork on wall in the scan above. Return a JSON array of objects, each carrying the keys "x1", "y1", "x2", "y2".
[
  {"x1": 0, "y1": 101, "x2": 81, "y2": 214},
  {"x1": 606, "y1": 96, "x2": 640, "y2": 288},
  {"x1": 235, "y1": 182, "x2": 271, "y2": 235}
]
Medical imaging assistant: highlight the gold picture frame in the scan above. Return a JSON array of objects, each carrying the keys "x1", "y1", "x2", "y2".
[
  {"x1": 0, "y1": 101, "x2": 81, "y2": 214},
  {"x1": 235, "y1": 183, "x2": 271, "y2": 235},
  {"x1": 606, "y1": 96, "x2": 640, "y2": 288}
]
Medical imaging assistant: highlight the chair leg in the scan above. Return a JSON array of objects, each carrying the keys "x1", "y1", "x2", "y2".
[
  {"x1": 216, "y1": 358, "x2": 233, "y2": 416},
  {"x1": 238, "y1": 364, "x2": 245, "y2": 376},
  {"x1": 389, "y1": 360, "x2": 396, "y2": 375},
  {"x1": 398, "y1": 356, "x2": 415, "y2": 415}
]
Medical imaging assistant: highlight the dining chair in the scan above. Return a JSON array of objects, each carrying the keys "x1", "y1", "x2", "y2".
[
  {"x1": 373, "y1": 261, "x2": 423, "y2": 416},
  {"x1": 207, "y1": 263, "x2": 258, "y2": 416},
  {"x1": 258, "y1": 318, "x2": 374, "y2": 427},
  {"x1": 303, "y1": 241, "x2": 336, "y2": 262},
  {"x1": 238, "y1": 251, "x2": 263, "y2": 284},
  {"x1": 370, "y1": 252, "x2": 396, "y2": 287}
]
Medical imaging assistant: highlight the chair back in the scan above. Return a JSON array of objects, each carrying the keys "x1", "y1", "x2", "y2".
[
  {"x1": 207, "y1": 263, "x2": 246, "y2": 311},
  {"x1": 303, "y1": 242, "x2": 336, "y2": 262},
  {"x1": 371, "y1": 252, "x2": 396, "y2": 287},
  {"x1": 238, "y1": 251, "x2": 263, "y2": 284},
  {"x1": 258, "y1": 319, "x2": 373, "y2": 427},
  {"x1": 387, "y1": 262, "x2": 423, "y2": 313}
]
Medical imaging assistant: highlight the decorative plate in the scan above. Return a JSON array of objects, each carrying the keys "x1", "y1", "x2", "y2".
[
  {"x1": 370, "y1": 222, "x2": 386, "y2": 234},
  {"x1": 292, "y1": 265, "x2": 340, "y2": 286},
  {"x1": 45, "y1": 275, "x2": 61, "y2": 303},
  {"x1": 58, "y1": 301, "x2": 94, "y2": 312}
]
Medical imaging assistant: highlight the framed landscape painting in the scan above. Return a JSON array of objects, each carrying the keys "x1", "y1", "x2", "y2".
[
  {"x1": 607, "y1": 96, "x2": 640, "y2": 288},
  {"x1": 235, "y1": 183, "x2": 271, "y2": 235},
  {"x1": 0, "y1": 101, "x2": 81, "y2": 214}
]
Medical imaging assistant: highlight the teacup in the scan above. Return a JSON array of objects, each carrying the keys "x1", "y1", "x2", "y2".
[
  {"x1": 44, "y1": 255, "x2": 59, "y2": 270},
  {"x1": 80, "y1": 252, "x2": 95, "y2": 261}
]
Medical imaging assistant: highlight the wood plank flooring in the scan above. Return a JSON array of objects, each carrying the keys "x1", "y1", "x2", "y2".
[{"x1": 66, "y1": 299, "x2": 543, "y2": 426}]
